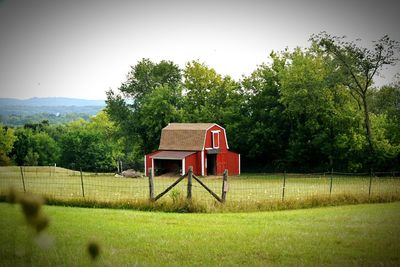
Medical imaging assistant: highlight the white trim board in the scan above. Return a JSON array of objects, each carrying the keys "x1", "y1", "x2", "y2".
[
  {"x1": 151, "y1": 158, "x2": 154, "y2": 177},
  {"x1": 182, "y1": 158, "x2": 185, "y2": 175},
  {"x1": 201, "y1": 150, "x2": 204, "y2": 176}
]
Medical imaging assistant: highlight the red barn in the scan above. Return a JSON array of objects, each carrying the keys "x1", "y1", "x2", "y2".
[{"x1": 145, "y1": 123, "x2": 240, "y2": 176}]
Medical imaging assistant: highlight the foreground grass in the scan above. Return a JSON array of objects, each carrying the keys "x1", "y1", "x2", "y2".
[{"x1": 1, "y1": 202, "x2": 400, "y2": 266}]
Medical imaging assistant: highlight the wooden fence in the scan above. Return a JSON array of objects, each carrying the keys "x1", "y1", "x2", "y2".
[{"x1": 148, "y1": 166, "x2": 229, "y2": 203}]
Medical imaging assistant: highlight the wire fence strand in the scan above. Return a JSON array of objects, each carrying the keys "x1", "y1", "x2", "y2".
[{"x1": 1, "y1": 166, "x2": 400, "y2": 204}]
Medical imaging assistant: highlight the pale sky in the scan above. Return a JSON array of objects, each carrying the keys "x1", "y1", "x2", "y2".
[{"x1": 0, "y1": 0, "x2": 399, "y2": 100}]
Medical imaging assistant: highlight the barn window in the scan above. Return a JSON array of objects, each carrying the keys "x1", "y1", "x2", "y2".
[{"x1": 212, "y1": 131, "x2": 220, "y2": 149}]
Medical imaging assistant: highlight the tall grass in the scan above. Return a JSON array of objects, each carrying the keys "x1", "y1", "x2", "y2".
[
  {"x1": 1, "y1": 166, "x2": 399, "y2": 212},
  {"x1": 0, "y1": 192, "x2": 397, "y2": 213}
]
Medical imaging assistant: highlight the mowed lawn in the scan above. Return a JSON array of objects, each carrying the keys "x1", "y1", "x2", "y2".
[{"x1": 1, "y1": 202, "x2": 399, "y2": 266}]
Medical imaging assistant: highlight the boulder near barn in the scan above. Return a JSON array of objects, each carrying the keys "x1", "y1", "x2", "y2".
[{"x1": 145, "y1": 123, "x2": 240, "y2": 176}]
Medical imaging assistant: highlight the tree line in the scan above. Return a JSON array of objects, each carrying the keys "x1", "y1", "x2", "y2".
[
  {"x1": 1, "y1": 33, "x2": 399, "y2": 172},
  {"x1": 106, "y1": 33, "x2": 400, "y2": 172},
  {"x1": 0, "y1": 112, "x2": 122, "y2": 171},
  {"x1": 0, "y1": 112, "x2": 94, "y2": 127}
]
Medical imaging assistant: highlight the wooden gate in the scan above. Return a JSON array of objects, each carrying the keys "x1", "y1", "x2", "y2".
[{"x1": 148, "y1": 166, "x2": 228, "y2": 203}]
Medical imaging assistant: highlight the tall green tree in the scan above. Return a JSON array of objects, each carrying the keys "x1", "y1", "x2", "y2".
[
  {"x1": 31, "y1": 131, "x2": 60, "y2": 165},
  {"x1": 368, "y1": 82, "x2": 400, "y2": 168},
  {"x1": 0, "y1": 125, "x2": 17, "y2": 165},
  {"x1": 277, "y1": 47, "x2": 366, "y2": 171},
  {"x1": 311, "y1": 33, "x2": 400, "y2": 156},
  {"x1": 10, "y1": 127, "x2": 60, "y2": 166},
  {"x1": 59, "y1": 119, "x2": 116, "y2": 171},
  {"x1": 370, "y1": 83, "x2": 400, "y2": 145},
  {"x1": 183, "y1": 61, "x2": 241, "y2": 125},
  {"x1": 87, "y1": 111, "x2": 124, "y2": 168},
  {"x1": 24, "y1": 149, "x2": 39, "y2": 166},
  {"x1": 118, "y1": 58, "x2": 182, "y2": 108},
  {"x1": 11, "y1": 128, "x2": 35, "y2": 165},
  {"x1": 239, "y1": 56, "x2": 290, "y2": 171},
  {"x1": 138, "y1": 85, "x2": 184, "y2": 152},
  {"x1": 106, "y1": 59, "x2": 183, "y2": 166}
]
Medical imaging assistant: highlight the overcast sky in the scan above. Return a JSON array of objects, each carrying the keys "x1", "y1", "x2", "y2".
[{"x1": 0, "y1": 0, "x2": 399, "y2": 100}]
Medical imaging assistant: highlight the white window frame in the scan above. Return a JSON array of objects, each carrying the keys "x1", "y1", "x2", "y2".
[{"x1": 212, "y1": 130, "x2": 220, "y2": 149}]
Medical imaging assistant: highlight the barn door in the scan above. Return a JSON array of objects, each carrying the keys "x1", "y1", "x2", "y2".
[{"x1": 207, "y1": 154, "x2": 216, "y2": 175}]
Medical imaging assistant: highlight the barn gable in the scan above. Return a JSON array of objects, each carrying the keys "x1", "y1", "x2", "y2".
[{"x1": 158, "y1": 123, "x2": 228, "y2": 151}]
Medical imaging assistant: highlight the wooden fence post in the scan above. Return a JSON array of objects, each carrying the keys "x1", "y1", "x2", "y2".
[
  {"x1": 221, "y1": 169, "x2": 228, "y2": 203},
  {"x1": 282, "y1": 171, "x2": 286, "y2": 201},
  {"x1": 148, "y1": 168, "x2": 154, "y2": 201},
  {"x1": 20, "y1": 166, "x2": 26, "y2": 193},
  {"x1": 187, "y1": 166, "x2": 193, "y2": 201},
  {"x1": 80, "y1": 168, "x2": 85, "y2": 197},
  {"x1": 329, "y1": 168, "x2": 333, "y2": 196},
  {"x1": 368, "y1": 169, "x2": 373, "y2": 197}
]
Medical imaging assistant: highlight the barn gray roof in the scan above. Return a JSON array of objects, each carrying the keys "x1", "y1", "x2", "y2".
[
  {"x1": 150, "y1": 150, "x2": 196, "y2": 160},
  {"x1": 158, "y1": 123, "x2": 215, "y2": 151}
]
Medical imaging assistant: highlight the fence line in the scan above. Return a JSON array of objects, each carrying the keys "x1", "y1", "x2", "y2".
[{"x1": 0, "y1": 166, "x2": 400, "y2": 205}]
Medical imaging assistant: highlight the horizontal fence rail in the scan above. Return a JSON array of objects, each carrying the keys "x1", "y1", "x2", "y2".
[{"x1": 1, "y1": 166, "x2": 400, "y2": 206}]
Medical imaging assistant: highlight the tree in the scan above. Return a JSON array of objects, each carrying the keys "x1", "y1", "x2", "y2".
[
  {"x1": 31, "y1": 131, "x2": 61, "y2": 166},
  {"x1": 0, "y1": 125, "x2": 17, "y2": 165},
  {"x1": 106, "y1": 59, "x2": 183, "y2": 166},
  {"x1": 59, "y1": 120, "x2": 115, "y2": 171},
  {"x1": 239, "y1": 56, "x2": 290, "y2": 171},
  {"x1": 182, "y1": 61, "x2": 243, "y2": 166},
  {"x1": 86, "y1": 111, "x2": 125, "y2": 169},
  {"x1": 183, "y1": 61, "x2": 241, "y2": 125},
  {"x1": 24, "y1": 149, "x2": 39, "y2": 166},
  {"x1": 118, "y1": 58, "x2": 182, "y2": 109},
  {"x1": 273, "y1": 47, "x2": 366, "y2": 171},
  {"x1": 311, "y1": 32, "x2": 400, "y2": 155},
  {"x1": 370, "y1": 83, "x2": 400, "y2": 145},
  {"x1": 138, "y1": 85, "x2": 184, "y2": 153},
  {"x1": 11, "y1": 128, "x2": 34, "y2": 165},
  {"x1": 367, "y1": 82, "x2": 400, "y2": 168},
  {"x1": 10, "y1": 126, "x2": 60, "y2": 166}
]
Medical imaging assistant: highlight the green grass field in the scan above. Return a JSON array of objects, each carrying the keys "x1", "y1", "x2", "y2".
[
  {"x1": 1, "y1": 202, "x2": 399, "y2": 266},
  {"x1": 1, "y1": 167, "x2": 399, "y2": 208}
]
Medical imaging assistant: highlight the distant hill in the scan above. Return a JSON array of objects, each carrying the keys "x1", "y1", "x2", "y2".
[
  {"x1": 0, "y1": 97, "x2": 107, "y2": 126},
  {"x1": 0, "y1": 97, "x2": 105, "y2": 107}
]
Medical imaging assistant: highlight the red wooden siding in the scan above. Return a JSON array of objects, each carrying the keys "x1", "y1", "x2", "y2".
[
  {"x1": 216, "y1": 152, "x2": 226, "y2": 175},
  {"x1": 184, "y1": 152, "x2": 201, "y2": 175},
  {"x1": 204, "y1": 125, "x2": 228, "y2": 150},
  {"x1": 226, "y1": 151, "x2": 240, "y2": 175},
  {"x1": 145, "y1": 151, "x2": 159, "y2": 176}
]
